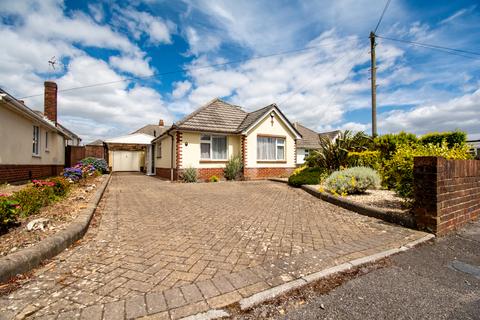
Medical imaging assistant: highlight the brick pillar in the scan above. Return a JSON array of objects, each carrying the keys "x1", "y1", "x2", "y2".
[
  {"x1": 175, "y1": 132, "x2": 183, "y2": 180},
  {"x1": 413, "y1": 156, "x2": 446, "y2": 234},
  {"x1": 44, "y1": 81, "x2": 58, "y2": 123},
  {"x1": 241, "y1": 135, "x2": 248, "y2": 179}
]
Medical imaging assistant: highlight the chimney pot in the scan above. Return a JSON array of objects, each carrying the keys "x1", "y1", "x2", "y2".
[
  {"x1": 44, "y1": 81, "x2": 58, "y2": 124},
  {"x1": 159, "y1": 119, "x2": 165, "y2": 126}
]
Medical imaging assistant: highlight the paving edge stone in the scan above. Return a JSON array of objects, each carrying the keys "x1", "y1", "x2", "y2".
[
  {"x1": 0, "y1": 174, "x2": 112, "y2": 283},
  {"x1": 300, "y1": 184, "x2": 417, "y2": 229},
  {"x1": 236, "y1": 233, "x2": 435, "y2": 312},
  {"x1": 180, "y1": 309, "x2": 230, "y2": 320}
]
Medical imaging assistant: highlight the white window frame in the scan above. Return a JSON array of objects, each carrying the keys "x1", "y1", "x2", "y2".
[
  {"x1": 45, "y1": 131, "x2": 49, "y2": 151},
  {"x1": 257, "y1": 136, "x2": 286, "y2": 161},
  {"x1": 200, "y1": 134, "x2": 228, "y2": 160},
  {"x1": 33, "y1": 126, "x2": 40, "y2": 156},
  {"x1": 156, "y1": 141, "x2": 162, "y2": 158}
]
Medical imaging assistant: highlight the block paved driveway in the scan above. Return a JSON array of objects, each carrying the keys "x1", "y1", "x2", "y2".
[{"x1": 1, "y1": 173, "x2": 428, "y2": 320}]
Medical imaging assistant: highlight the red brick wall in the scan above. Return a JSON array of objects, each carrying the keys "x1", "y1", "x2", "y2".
[
  {"x1": 414, "y1": 156, "x2": 480, "y2": 235},
  {"x1": 0, "y1": 164, "x2": 64, "y2": 184},
  {"x1": 155, "y1": 167, "x2": 177, "y2": 180},
  {"x1": 244, "y1": 167, "x2": 294, "y2": 180},
  {"x1": 65, "y1": 146, "x2": 85, "y2": 167},
  {"x1": 85, "y1": 145, "x2": 105, "y2": 159},
  {"x1": 197, "y1": 168, "x2": 225, "y2": 181}
]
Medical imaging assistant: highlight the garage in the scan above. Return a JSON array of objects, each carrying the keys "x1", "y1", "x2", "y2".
[
  {"x1": 104, "y1": 133, "x2": 155, "y2": 173},
  {"x1": 111, "y1": 151, "x2": 142, "y2": 172}
]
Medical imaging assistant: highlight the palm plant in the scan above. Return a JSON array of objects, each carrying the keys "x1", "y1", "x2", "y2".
[{"x1": 305, "y1": 130, "x2": 371, "y2": 172}]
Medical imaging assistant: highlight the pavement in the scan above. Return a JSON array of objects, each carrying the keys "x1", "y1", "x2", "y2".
[
  {"x1": 0, "y1": 173, "x2": 428, "y2": 319},
  {"x1": 272, "y1": 220, "x2": 480, "y2": 320}
]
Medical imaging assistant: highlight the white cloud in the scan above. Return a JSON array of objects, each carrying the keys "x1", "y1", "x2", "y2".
[
  {"x1": 112, "y1": 7, "x2": 175, "y2": 45},
  {"x1": 172, "y1": 80, "x2": 192, "y2": 99},
  {"x1": 109, "y1": 55, "x2": 155, "y2": 77}
]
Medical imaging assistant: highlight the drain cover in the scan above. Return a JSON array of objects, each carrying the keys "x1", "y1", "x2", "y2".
[{"x1": 449, "y1": 260, "x2": 480, "y2": 279}]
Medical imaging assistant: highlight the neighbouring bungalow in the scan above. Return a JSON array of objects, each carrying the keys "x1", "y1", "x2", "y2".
[
  {"x1": 150, "y1": 98, "x2": 302, "y2": 181},
  {"x1": 294, "y1": 122, "x2": 340, "y2": 165},
  {"x1": 0, "y1": 81, "x2": 79, "y2": 183}
]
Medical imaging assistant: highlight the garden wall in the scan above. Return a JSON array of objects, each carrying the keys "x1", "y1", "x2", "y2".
[
  {"x1": 65, "y1": 146, "x2": 85, "y2": 168},
  {"x1": 413, "y1": 156, "x2": 480, "y2": 235}
]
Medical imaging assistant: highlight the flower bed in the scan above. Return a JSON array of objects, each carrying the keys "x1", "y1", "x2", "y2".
[
  {"x1": 0, "y1": 174, "x2": 107, "y2": 256},
  {"x1": 0, "y1": 157, "x2": 107, "y2": 233}
]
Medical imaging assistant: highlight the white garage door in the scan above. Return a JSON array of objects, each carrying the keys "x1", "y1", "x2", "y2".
[{"x1": 112, "y1": 151, "x2": 141, "y2": 172}]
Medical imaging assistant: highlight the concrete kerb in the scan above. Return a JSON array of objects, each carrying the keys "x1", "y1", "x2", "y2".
[
  {"x1": 300, "y1": 184, "x2": 417, "y2": 228},
  {"x1": 0, "y1": 174, "x2": 112, "y2": 283},
  {"x1": 235, "y1": 233, "x2": 435, "y2": 313}
]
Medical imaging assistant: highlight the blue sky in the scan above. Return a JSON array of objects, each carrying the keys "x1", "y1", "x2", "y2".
[{"x1": 0, "y1": 0, "x2": 479, "y2": 142}]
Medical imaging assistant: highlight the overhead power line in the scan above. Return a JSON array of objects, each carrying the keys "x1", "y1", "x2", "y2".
[
  {"x1": 374, "y1": 0, "x2": 392, "y2": 33},
  {"x1": 376, "y1": 35, "x2": 480, "y2": 59},
  {"x1": 18, "y1": 40, "x2": 347, "y2": 100}
]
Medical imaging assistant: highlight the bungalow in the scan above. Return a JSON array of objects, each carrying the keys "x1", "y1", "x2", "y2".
[
  {"x1": 0, "y1": 82, "x2": 79, "y2": 183},
  {"x1": 294, "y1": 122, "x2": 340, "y2": 165},
  {"x1": 151, "y1": 98, "x2": 302, "y2": 180}
]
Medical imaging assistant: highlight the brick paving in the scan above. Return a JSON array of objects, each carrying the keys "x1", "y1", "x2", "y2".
[{"x1": 0, "y1": 173, "x2": 428, "y2": 319}]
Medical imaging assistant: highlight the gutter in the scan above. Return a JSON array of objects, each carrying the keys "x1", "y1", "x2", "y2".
[{"x1": 0, "y1": 94, "x2": 68, "y2": 138}]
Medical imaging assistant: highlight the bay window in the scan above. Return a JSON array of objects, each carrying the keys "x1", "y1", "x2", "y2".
[
  {"x1": 200, "y1": 135, "x2": 227, "y2": 160},
  {"x1": 257, "y1": 136, "x2": 285, "y2": 160}
]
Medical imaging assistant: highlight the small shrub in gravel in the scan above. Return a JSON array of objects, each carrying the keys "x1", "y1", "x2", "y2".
[
  {"x1": 181, "y1": 167, "x2": 198, "y2": 183},
  {"x1": 0, "y1": 194, "x2": 20, "y2": 232},
  {"x1": 324, "y1": 166, "x2": 381, "y2": 195},
  {"x1": 224, "y1": 155, "x2": 243, "y2": 180},
  {"x1": 209, "y1": 175, "x2": 219, "y2": 182}
]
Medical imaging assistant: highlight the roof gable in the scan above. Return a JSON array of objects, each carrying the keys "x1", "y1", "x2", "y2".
[{"x1": 241, "y1": 105, "x2": 302, "y2": 139}]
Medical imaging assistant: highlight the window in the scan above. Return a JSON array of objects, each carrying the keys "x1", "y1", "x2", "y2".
[
  {"x1": 257, "y1": 136, "x2": 285, "y2": 160},
  {"x1": 304, "y1": 149, "x2": 309, "y2": 157},
  {"x1": 157, "y1": 141, "x2": 162, "y2": 158},
  {"x1": 33, "y1": 126, "x2": 40, "y2": 156},
  {"x1": 45, "y1": 131, "x2": 49, "y2": 150},
  {"x1": 200, "y1": 135, "x2": 227, "y2": 160}
]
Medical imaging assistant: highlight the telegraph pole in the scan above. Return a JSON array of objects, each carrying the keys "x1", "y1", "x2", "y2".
[{"x1": 369, "y1": 31, "x2": 377, "y2": 137}]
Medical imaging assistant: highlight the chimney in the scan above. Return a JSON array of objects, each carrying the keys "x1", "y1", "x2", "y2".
[
  {"x1": 44, "y1": 81, "x2": 57, "y2": 123},
  {"x1": 159, "y1": 119, "x2": 165, "y2": 126}
]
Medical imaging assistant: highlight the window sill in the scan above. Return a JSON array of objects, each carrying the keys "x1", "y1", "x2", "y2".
[
  {"x1": 200, "y1": 160, "x2": 228, "y2": 163},
  {"x1": 32, "y1": 154, "x2": 41, "y2": 158},
  {"x1": 45, "y1": 149, "x2": 50, "y2": 153},
  {"x1": 257, "y1": 160, "x2": 287, "y2": 163}
]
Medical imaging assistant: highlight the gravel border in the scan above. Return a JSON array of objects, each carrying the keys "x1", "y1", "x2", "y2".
[{"x1": 0, "y1": 174, "x2": 111, "y2": 283}]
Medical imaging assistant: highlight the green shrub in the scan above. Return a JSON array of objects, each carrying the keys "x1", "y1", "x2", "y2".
[
  {"x1": 347, "y1": 150, "x2": 381, "y2": 170},
  {"x1": 419, "y1": 131, "x2": 467, "y2": 148},
  {"x1": 288, "y1": 167, "x2": 326, "y2": 187},
  {"x1": 13, "y1": 186, "x2": 51, "y2": 217},
  {"x1": 373, "y1": 132, "x2": 418, "y2": 161},
  {"x1": 224, "y1": 155, "x2": 243, "y2": 180},
  {"x1": 306, "y1": 130, "x2": 372, "y2": 172},
  {"x1": 0, "y1": 195, "x2": 19, "y2": 232},
  {"x1": 181, "y1": 167, "x2": 198, "y2": 183},
  {"x1": 383, "y1": 142, "x2": 472, "y2": 199},
  {"x1": 209, "y1": 175, "x2": 219, "y2": 182},
  {"x1": 80, "y1": 157, "x2": 108, "y2": 173},
  {"x1": 324, "y1": 166, "x2": 381, "y2": 195},
  {"x1": 48, "y1": 177, "x2": 72, "y2": 197}
]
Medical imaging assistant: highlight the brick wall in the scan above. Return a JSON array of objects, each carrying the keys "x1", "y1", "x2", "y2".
[
  {"x1": 244, "y1": 167, "x2": 294, "y2": 180},
  {"x1": 414, "y1": 156, "x2": 480, "y2": 235},
  {"x1": 156, "y1": 167, "x2": 177, "y2": 180},
  {"x1": 85, "y1": 145, "x2": 105, "y2": 159},
  {"x1": 65, "y1": 145, "x2": 85, "y2": 167},
  {"x1": 0, "y1": 164, "x2": 64, "y2": 184}
]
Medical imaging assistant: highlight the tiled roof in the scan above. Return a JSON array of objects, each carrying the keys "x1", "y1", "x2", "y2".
[
  {"x1": 237, "y1": 105, "x2": 273, "y2": 132},
  {"x1": 294, "y1": 123, "x2": 322, "y2": 149},
  {"x1": 295, "y1": 123, "x2": 340, "y2": 149},
  {"x1": 133, "y1": 124, "x2": 168, "y2": 138},
  {"x1": 175, "y1": 98, "x2": 247, "y2": 133},
  {"x1": 86, "y1": 139, "x2": 104, "y2": 146}
]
